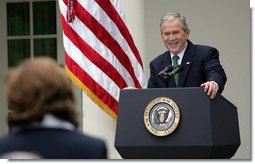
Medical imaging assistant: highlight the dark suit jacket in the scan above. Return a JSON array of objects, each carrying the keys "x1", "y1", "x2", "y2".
[
  {"x1": 0, "y1": 127, "x2": 107, "y2": 159},
  {"x1": 148, "y1": 40, "x2": 227, "y2": 93}
]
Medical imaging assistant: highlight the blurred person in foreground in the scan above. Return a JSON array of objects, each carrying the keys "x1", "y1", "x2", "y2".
[
  {"x1": 148, "y1": 12, "x2": 227, "y2": 99},
  {"x1": 0, "y1": 57, "x2": 107, "y2": 159}
]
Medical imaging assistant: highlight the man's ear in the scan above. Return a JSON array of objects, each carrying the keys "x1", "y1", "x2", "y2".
[{"x1": 185, "y1": 29, "x2": 190, "y2": 39}]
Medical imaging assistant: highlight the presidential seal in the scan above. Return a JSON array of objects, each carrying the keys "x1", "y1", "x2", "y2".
[{"x1": 144, "y1": 97, "x2": 180, "y2": 137}]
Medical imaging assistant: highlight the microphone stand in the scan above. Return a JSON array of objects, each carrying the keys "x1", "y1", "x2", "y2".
[
  {"x1": 159, "y1": 65, "x2": 183, "y2": 88},
  {"x1": 159, "y1": 73, "x2": 170, "y2": 88}
]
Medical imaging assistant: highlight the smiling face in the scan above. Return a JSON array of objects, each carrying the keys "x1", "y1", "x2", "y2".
[{"x1": 160, "y1": 18, "x2": 190, "y2": 54}]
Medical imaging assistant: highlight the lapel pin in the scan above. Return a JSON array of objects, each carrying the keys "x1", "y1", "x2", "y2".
[{"x1": 186, "y1": 62, "x2": 190, "y2": 65}]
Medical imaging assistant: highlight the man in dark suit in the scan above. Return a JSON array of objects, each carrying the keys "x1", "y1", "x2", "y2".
[
  {"x1": 0, "y1": 57, "x2": 107, "y2": 159},
  {"x1": 148, "y1": 12, "x2": 227, "y2": 99}
]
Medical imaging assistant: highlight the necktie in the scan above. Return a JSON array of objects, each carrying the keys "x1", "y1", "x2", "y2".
[{"x1": 172, "y1": 55, "x2": 180, "y2": 87}]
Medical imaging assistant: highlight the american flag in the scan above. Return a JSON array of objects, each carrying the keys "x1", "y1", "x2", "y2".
[{"x1": 58, "y1": 0, "x2": 146, "y2": 120}]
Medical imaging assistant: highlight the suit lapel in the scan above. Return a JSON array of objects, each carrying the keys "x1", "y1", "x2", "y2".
[
  {"x1": 179, "y1": 40, "x2": 195, "y2": 87},
  {"x1": 161, "y1": 53, "x2": 176, "y2": 88},
  {"x1": 159, "y1": 51, "x2": 172, "y2": 71},
  {"x1": 158, "y1": 52, "x2": 176, "y2": 87},
  {"x1": 159, "y1": 51, "x2": 175, "y2": 88}
]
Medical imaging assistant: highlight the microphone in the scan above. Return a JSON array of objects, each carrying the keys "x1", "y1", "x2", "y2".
[
  {"x1": 168, "y1": 65, "x2": 183, "y2": 77},
  {"x1": 158, "y1": 65, "x2": 173, "y2": 77}
]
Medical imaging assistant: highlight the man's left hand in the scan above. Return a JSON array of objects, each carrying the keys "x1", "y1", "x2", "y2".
[{"x1": 200, "y1": 81, "x2": 219, "y2": 99}]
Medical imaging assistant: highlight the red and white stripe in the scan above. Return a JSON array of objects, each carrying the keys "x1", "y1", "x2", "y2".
[{"x1": 59, "y1": 0, "x2": 146, "y2": 119}]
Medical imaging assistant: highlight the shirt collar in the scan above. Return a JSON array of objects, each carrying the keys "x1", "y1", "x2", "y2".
[
  {"x1": 170, "y1": 41, "x2": 188, "y2": 64},
  {"x1": 10, "y1": 114, "x2": 76, "y2": 133}
]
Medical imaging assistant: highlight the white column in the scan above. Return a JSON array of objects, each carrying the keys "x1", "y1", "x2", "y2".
[
  {"x1": 82, "y1": 0, "x2": 145, "y2": 159},
  {"x1": 120, "y1": 0, "x2": 145, "y2": 65}
]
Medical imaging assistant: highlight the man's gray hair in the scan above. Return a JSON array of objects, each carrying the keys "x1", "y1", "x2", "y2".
[{"x1": 160, "y1": 12, "x2": 189, "y2": 33}]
